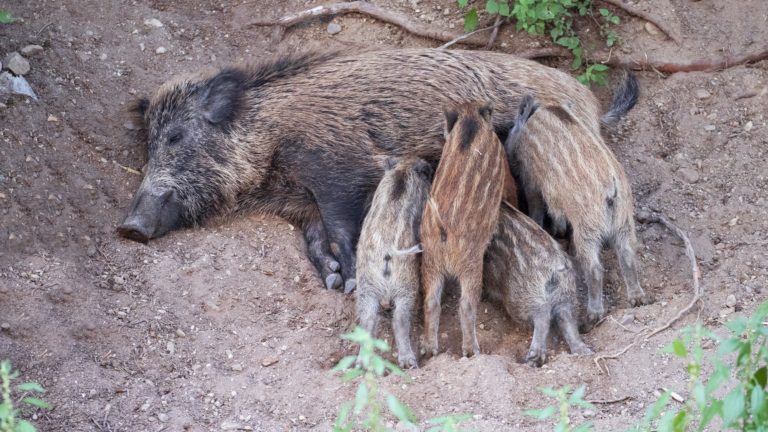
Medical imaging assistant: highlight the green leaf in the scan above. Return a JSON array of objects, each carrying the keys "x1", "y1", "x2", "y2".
[
  {"x1": 523, "y1": 406, "x2": 555, "y2": 419},
  {"x1": 610, "y1": 15, "x2": 620, "y2": 25},
  {"x1": 573, "y1": 423, "x2": 593, "y2": 432},
  {"x1": 726, "y1": 316, "x2": 748, "y2": 335},
  {"x1": 458, "y1": 0, "x2": 469, "y2": 8},
  {"x1": 535, "y1": 3, "x2": 557, "y2": 20},
  {"x1": 692, "y1": 382, "x2": 707, "y2": 410},
  {"x1": 371, "y1": 355, "x2": 385, "y2": 376},
  {"x1": 699, "y1": 400, "x2": 722, "y2": 430},
  {"x1": 754, "y1": 366, "x2": 768, "y2": 388},
  {"x1": 353, "y1": 382, "x2": 368, "y2": 415},
  {"x1": 590, "y1": 64, "x2": 609, "y2": 72},
  {"x1": 387, "y1": 394, "x2": 417, "y2": 424},
  {"x1": 499, "y1": 2, "x2": 511, "y2": 16},
  {"x1": 331, "y1": 356, "x2": 356, "y2": 372},
  {"x1": 341, "y1": 368, "x2": 364, "y2": 382},
  {"x1": 752, "y1": 386, "x2": 766, "y2": 417},
  {"x1": 464, "y1": 9, "x2": 479, "y2": 32},
  {"x1": 382, "y1": 360, "x2": 407, "y2": 378},
  {"x1": 17, "y1": 382, "x2": 45, "y2": 393},
  {"x1": 0, "y1": 10, "x2": 15, "y2": 24},
  {"x1": 599, "y1": 8, "x2": 610, "y2": 16},
  {"x1": 21, "y1": 397, "x2": 50, "y2": 409},
  {"x1": 671, "y1": 410, "x2": 688, "y2": 432},
  {"x1": 722, "y1": 388, "x2": 745, "y2": 427},
  {"x1": 14, "y1": 420, "x2": 37, "y2": 432},
  {"x1": 658, "y1": 409, "x2": 679, "y2": 432},
  {"x1": 334, "y1": 401, "x2": 353, "y2": 432},
  {"x1": 486, "y1": 0, "x2": 499, "y2": 15}
]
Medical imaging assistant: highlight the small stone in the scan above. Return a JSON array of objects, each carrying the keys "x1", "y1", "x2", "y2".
[
  {"x1": 725, "y1": 294, "x2": 737, "y2": 308},
  {"x1": 4, "y1": 52, "x2": 30, "y2": 76},
  {"x1": 619, "y1": 314, "x2": 635, "y2": 326},
  {"x1": 113, "y1": 275, "x2": 125, "y2": 285},
  {"x1": 86, "y1": 246, "x2": 97, "y2": 257},
  {"x1": 155, "y1": 46, "x2": 167, "y2": 54},
  {"x1": 644, "y1": 22, "x2": 660, "y2": 36},
  {"x1": 293, "y1": 275, "x2": 301, "y2": 283},
  {"x1": 693, "y1": 89, "x2": 711, "y2": 99},
  {"x1": 583, "y1": 409, "x2": 596, "y2": 418},
  {"x1": 140, "y1": 400, "x2": 151, "y2": 411},
  {"x1": 261, "y1": 357, "x2": 279, "y2": 367},
  {"x1": 443, "y1": 8, "x2": 450, "y2": 15},
  {"x1": 719, "y1": 307, "x2": 734, "y2": 317},
  {"x1": 231, "y1": 363, "x2": 243, "y2": 372},
  {"x1": 678, "y1": 168, "x2": 699, "y2": 183},
  {"x1": 744, "y1": 121, "x2": 753, "y2": 131},
  {"x1": 704, "y1": 124, "x2": 716, "y2": 132},
  {"x1": 0, "y1": 323, "x2": 10, "y2": 331},
  {"x1": 166, "y1": 341, "x2": 175, "y2": 355},
  {"x1": 175, "y1": 329, "x2": 186, "y2": 338},
  {"x1": 99, "y1": 53, "x2": 107, "y2": 61},
  {"x1": 327, "y1": 23, "x2": 342, "y2": 35},
  {"x1": 728, "y1": 217, "x2": 739, "y2": 226},
  {"x1": 123, "y1": 121, "x2": 136, "y2": 130},
  {"x1": 144, "y1": 18, "x2": 164, "y2": 28},
  {"x1": 157, "y1": 413, "x2": 169, "y2": 422},
  {"x1": 20, "y1": 45, "x2": 44, "y2": 57}
]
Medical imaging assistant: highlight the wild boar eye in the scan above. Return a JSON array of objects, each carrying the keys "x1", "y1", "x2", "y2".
[{"x1": 168, "y1": 131, "x2": 183, "y2": 145}]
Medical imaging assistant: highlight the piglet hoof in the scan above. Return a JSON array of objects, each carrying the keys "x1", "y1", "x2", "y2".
[
  {"x1": 398, "y1": 352, "x2": 419, "y2": 369},
  {"x1": 570, "y1": 344, "x2": 594, "y2": 356},
  {"x1": 524, "y1": 349, "x2": 547, "y2": 367},
  {"x1": 419, "y1": 338, "x2": 438, "y2": 359},
  {"x1": 461, "y1": 341, "x2": 481, "y2": 358},
  {"x1": 586, "y1": 304, "x2": 605, "y2": 324},
  {"x1": 325, "y1": 273, "x2": 342, "y2": 290},
  {"x1": 327, "y1": 260, "x2": 340, "y2": 272},
  {"x1": 629, "y1": 292, "x2": 653, "y2": 307},
  {"x1": 343, "y1": 278, "x2": 357, "y2": 294}
]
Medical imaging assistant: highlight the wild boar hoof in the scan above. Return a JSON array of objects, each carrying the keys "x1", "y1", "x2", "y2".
[
  {"x1": 571, "y1": 344, "x2": 594, "y2": 356},
  {"x1": 327, "y1": 260, "x2": 340, "y2": 272},
  {"x1": 343, "y1": 278, "x2": 357, "y2": 294},
  {"x1": 398, "y1": 353, "x2": 419, "y2": 369},
  {"x1": 525, "y1": 349, "x2": 547, "y2": 367},
  {"x1": 325, "y1": 273, "x2": 342, "y2": 290}
]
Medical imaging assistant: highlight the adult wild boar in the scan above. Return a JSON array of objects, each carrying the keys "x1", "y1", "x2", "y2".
[{"x1": 118, "y1": 48, "x2": 619, "y2": 293}]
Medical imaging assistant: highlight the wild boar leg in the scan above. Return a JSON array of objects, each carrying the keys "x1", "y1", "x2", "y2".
[
  {"x1": 392, "y1": 295, "x2": 418, "y2": 369},
  {"x1": 524, "y1": 186, "x2": 547, "y2": 227},
  {"x1": 420, "y1": 264, "x2": 443, "y2": 358},
  {"x1": 525, "y1": 306, "x2": 552, "y2": 367},
  {"x1": 553, "y1": 304, "x2": 593, "y2": 355},
  {"x1": 572, "y1": 237, "x2": 605, "y2": 323},
  {"x1": 356, "y1": 286, "x2": 380, "y2": 366},
  {"x1": 303, "y1": 215, "x2": 343, "y2": 290},
  {"x1": 613, "y1": 230, "x2": 651, "y2": 307},
  {"x1": 458, "y1": 271, "x2": 482, "y2": 357},
  {"x1": 315, "y1": 198, "x2": 362, "y2": 294}
]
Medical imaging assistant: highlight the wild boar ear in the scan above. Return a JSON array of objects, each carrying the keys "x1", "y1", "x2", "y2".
[
  {"x1": 382, "y1": 156, "x2": 399, "y2": 171},
  {"x1": 201, "y1": 70, "x2": 246, "y2": 125},
  {"x1": 412, "y1": 158, "x2": 434, "y2": 181},
  {"x1": 130, "y1": 97, "x2": 150, "y2": 125},
  {"x1": 478, "y1": 103, "x2": 493, "y2": 122},
  {"x1": 443, "y1": 108, "x2": 459, "y2": 139}
]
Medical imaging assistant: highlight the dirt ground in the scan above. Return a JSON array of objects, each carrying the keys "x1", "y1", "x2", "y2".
[{"x1": 1, "y1": 0, "x2": 767, "y2": 431}]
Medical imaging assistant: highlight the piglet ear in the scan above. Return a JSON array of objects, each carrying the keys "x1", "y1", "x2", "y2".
[
  {"x1": 200, "y1": 70, "x2": 246, "y2": 125},
  {"x1": 382, "y1": 156, "x2": 399, "y2": 171},
  {"x1": 412, "y1": 158, "x2": 434, "y2": 181},
  {"x1": 478, "y1": 103, "x2": 493, "y2": 122},
  {"x1": 443, "y1": 108, "x2": 459, "y2": 139}
]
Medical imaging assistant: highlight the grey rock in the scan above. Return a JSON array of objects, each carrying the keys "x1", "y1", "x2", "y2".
[
  {"x1": 704, "y1": 124, "x2": 716, "y2": 132},
  {"x1": 644, "y1": 22, "x2": 660, "y2": 36},
  {"x1": 678, "y1": 167, "x2": 700, "y2": 183},
  {"x1": 327, "y1": 23, "x2": 342, "y2": 35},
  {"x1": 694, "y1": 88, "x2": 711, "y2": 99},
  {"x1": 4, "y1": 52, "x2": 30, "y2": 75},
  {"x1": 231, "y1": 363, "x2": 243, "y2": 372},
  {"x1": 157, "y1": 413, "x2": 169, "y2": 422},
  {"x1": 619, "y1": 314, "x2": 635, "y2": 326},
  {"x1": 0, "y1": 71, "x2": 38, "y2": 100},
  {"x1": 20, "y1": 45, "x2": 44, "y2": 57},
  {"x1": 0, "y1": 322, "x2": 10, "y2": 331},
  {"x1": 725, "y1": 294, "x2": 737, "y2": 308}
]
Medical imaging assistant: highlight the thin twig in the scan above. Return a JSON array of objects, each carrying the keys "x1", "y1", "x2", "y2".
[
  {"x1": 587, "y1": 395, "x2": 632, "y2": 404},
  {"x1": 439, "y1": 24, "x2": 498, "y2": 49},
  {"x1": 600, "y1": 0, "x2": 681, "y2": 44},
  {"x1": 593, "y1": 330, "x2": 649, "y2": 376},
  {"x1": 485, "y1": 16, "x2": 504, "y2": 49},
  {"x1": 247, "y1": 1, "x2": 486, "y2": 46},
  {"x1": 636, "y1": 212, "x2": 702, "y2": 340},
  {"x1": 37, "y1": 22, "x2": 54, "y2": 37},
  {"x1": 610, "y1": 315, "x2": 638, "y2": 333}
]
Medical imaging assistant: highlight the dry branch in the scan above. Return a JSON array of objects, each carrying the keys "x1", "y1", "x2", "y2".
[
  {"x1": 636, "y1": 212, "x2": 702, "y2": 340},
  {"x1": 439, "y1": 24, "x2": 499, "y2": 49},
  {"x1": 485, "y1": 16, "x2": 504, "y2": 49},
  {"x1": 600, "y1": 0, "x2": 681, "y2": 44},
  {"x1": 247, "y1": 1, "x2": 487, "y2": 46},
  {"x1": 593, "y1": 330, "x2": 648, "y2": 376}
]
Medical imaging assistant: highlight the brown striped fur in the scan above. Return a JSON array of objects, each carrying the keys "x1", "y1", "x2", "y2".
[
  {"x1": 420, "y1": 103, "x2": 506, "y2": 358},
  {"x1": 504, "y1": 74, "x2": 650, "y2": 324},
  {"x1": 483, "y1": 203, "x2": 592, "y2": 366}
]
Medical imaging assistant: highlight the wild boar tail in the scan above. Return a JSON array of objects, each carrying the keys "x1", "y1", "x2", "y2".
[
  {"x1": 391, "y1": 244, "x2": 423, "y2": 256},
  {"x1": 601, "y1": 71, "x2": 639, "y2": 127}
]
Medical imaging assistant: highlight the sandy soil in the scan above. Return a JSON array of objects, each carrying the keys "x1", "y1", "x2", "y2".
[{"x1": 1, "y1": 0, "x2": 767, "y2": 430}]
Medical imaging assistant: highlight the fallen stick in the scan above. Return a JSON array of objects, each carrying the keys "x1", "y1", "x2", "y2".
[
  {"x1": 485, "y1": 15, "x2": 504, "y2": 49},
  {"x1": 439, "y1": 23, "x2": 498, "y2": 49},
  {"x1": 593, "y1": 330, "x2": 648, "y2": 376},
  {"x1": 600, "y1": 0, "x2": 680, "y2": 44},
  {"x1": 587, "y1": 395, "x2": 632, "y2": 404},
  {"x1": 636, "y1": 212, "x2": 702, "y2": 340},
  {"x1": 247, "y1": 1, "x2": 487, "y2": 46}
]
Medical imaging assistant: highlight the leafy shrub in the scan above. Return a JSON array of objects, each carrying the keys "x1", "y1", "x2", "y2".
[
  {"x1": 0, "y1": 10, "x2": 14, "y2": 24},
  {"x1": 455, "y1": 0, "x2": 621, "y2": 86},
  {"x1": 0, "y1": 360, "x2": 49, "y2": 432},
  {"x1": 332, "y1": 327, "x2": 471, "y2": 432},
  {"x1": 523, "y1": 385, "x2": 595, "y2": 432}
]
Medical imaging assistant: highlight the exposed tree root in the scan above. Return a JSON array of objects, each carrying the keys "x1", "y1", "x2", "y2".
[
  {"x1": 636, "y1": 212, "x2": 702, "y2": 340},
  {"x1": 600, "y1": 0, "x2": 681, "y2": 44},
  {"x1": 485, "y1": 16, "x2": 504, "y2": 49},
  {"x1": 247, "y1": 1, "x2": 487, "y2": 46},
  {"x1": 439, "y1": 23, "x2": 499, "y2": 49}
]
